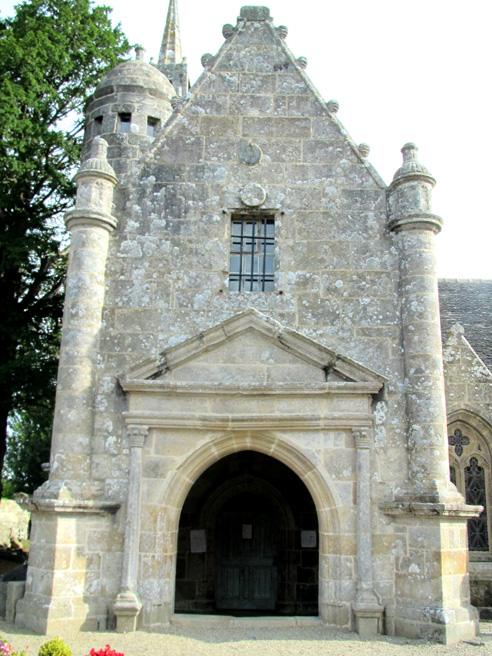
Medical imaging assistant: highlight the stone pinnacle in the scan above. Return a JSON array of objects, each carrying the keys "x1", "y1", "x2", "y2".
[{"x1": 158, "y1": 0, "x2": 183, "y2": 65}]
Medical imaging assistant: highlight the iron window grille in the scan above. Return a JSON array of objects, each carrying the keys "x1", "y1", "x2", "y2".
[{"x1": 229, "y1": 215, "x2": 274, "y2": 292}]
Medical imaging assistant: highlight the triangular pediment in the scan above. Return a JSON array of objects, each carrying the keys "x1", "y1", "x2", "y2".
[{"x1": 120, "y1": 309, "x2": 386, "y2": 392}]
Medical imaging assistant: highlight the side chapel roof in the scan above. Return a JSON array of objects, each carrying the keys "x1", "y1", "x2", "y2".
[{"x1": 439, "y1": 279, "x2": 492, "y2": 371}]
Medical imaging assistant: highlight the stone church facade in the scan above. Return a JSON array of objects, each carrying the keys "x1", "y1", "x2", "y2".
[{"x1": 14, "y1": 2, "x2": 492, "y2": 645}]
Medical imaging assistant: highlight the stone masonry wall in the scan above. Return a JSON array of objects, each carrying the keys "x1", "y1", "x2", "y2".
[
  {"x1": 90, "y1": 16, "x2": 406, "y2": 512},
  {"x1": 71, "y1": 15, "x2": 414, "y2": 626}
]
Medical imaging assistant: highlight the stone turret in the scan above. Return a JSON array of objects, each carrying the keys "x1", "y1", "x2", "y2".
[
  {"x1": 388, "y1": 143, "x2": 457, "y2": 502},
  {"x1": 157, "y1": 0, "x2": 189, "y2": 95},
  {"x1": 383, "y1": 144, "x2": 479, "y2": 643},
  {"x1": 37, "y1": 138, "x2": 118, "y2": 500},
  {"x1": 83, "y1": 46, "x2": 176, "y2": 175}
]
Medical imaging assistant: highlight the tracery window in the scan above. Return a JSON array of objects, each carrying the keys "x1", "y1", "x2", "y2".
[
  {"x1": 465, "y1": 458, "x2": 489, "y2": 551},
  {"x1": 229, "y1": 214, "x2": 274, "y2": 292},
  {"x1": 448, "y1": 423, "x2": 491, "y2": 557}
]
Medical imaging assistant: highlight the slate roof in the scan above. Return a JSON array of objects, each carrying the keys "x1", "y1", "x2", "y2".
[{"x1": 439, "y1": 279, "x2": 492, "y2": 371}]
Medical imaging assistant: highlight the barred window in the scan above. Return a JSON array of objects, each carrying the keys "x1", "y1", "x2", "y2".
[{"x1": 229, "y1": 215, "x2": 274, "y2": 292}]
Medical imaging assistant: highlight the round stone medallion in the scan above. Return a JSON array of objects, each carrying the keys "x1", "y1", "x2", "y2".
[
  {"x1": 238, "y1": 141, "x2": 263, "y2": 166},
  {"x1": 240, "y1": 183, "x2": 266, "y2": 207}
]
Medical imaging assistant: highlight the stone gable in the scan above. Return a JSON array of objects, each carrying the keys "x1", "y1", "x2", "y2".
[{"x1": 439, "y1": 279, "x2": 492, "y2": 371}]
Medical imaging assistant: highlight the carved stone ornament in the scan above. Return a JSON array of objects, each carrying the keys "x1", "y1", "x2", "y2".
[
  {"x1": 201, "y1": 53, "x2": 214, "y2": 68},
  {"x1": 127, "y1": 425, "x2": 149, "y2": 448},
  {"x1": 222, "y1": 23, "x2": 234, "y2": 38},
  {"x1": 359, "y1": 143, "x2": 370, "y2": 158},
  {"x1": 327, "y1": 99, "x2": 340, "y2": 114},
  {"x1": 277, "y1": 25, "x2": 288, "y2": 39},
  {"x1": 353, "y1": 429, "x2": 370, "y2": 449},
  {"x1": 239, "y1": 141, "x2": 263, "y2": 166},
  {"x1": 297, "y1": 56, "x2": 308, "y2": 69},
  {"x1": 171, "y1": 96, "x2": 184, "y2": 112},
  {"x1": 449, "y1": 428, "x2": 470, "y2": 457},
  {"x1": 240, "y1": 183, "x2": 267, "y2": 207}
]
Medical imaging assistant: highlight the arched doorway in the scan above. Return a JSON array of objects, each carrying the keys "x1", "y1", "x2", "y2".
[{"x1": 175, "y1": 451, "x2": 319, "y2": 616}]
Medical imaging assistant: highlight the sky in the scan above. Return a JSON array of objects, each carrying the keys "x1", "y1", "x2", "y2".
[{"x1": 2, "y1": 0, "x2": 491, "y2": 279}]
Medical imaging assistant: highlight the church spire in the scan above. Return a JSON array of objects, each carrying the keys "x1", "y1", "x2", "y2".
[
  {"x1": 158, "y1": 0, "x2": 183, "y2": 65},
  {"x1": 157, "y1": 0, "x2": 188, "y2": 95}
]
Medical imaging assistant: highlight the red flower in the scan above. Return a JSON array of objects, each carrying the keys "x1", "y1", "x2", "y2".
[{"x1": 86, "y1": 647, "x2": 123, "y2": 656}]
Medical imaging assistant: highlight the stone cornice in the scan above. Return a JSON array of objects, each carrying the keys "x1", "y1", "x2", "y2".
[
  {"x1": 380, "y1": 501, "x2": 482, "y2": 518},
  {"x1": 20, "y1": 498, "x2": 120, "y2": 515},
  {"x1": 120, "y1": 381, "x2": 384, "y2": 395},
  {"x1": 123, "y1": 412, "x2": 374, "y2": 431}
]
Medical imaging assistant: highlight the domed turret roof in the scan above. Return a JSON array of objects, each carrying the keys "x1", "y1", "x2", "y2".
[
  {"x1": 392, "y1": 143, "x2": 435, "y2": 186},
  {"x1": 96, "y1": 47, "x2": 176, "y2": 97}
]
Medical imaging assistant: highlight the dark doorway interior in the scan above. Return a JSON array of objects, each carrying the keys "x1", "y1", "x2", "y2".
[
  {"x1": 216, "y1": 495, "x2": 278, "y2": 610},
  {"x1": 175, "y1": 450, "x2": 319, "y2": 616}
]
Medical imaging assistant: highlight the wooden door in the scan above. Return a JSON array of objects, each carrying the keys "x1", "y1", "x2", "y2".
[{"x1": 216, "y1": 511, "x2": 277, "y2": 610}]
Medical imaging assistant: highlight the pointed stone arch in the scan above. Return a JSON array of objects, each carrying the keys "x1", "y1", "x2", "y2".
[
  {"x1": 447, "y1": 408, "x2": 492, "y2": 561},
  {"x1": 448, "y1": 407, "x2": 492, "y2": 442},
  {"x1": 158, "y1": 430, "x2": 341, "y2": 530},
  {"x1": 153, "y1": 431, "x2": 345, "y2": 625}
]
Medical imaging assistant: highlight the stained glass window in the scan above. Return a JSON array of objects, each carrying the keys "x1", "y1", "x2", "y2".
[{"x1": 465, "y1": 458, "x2": 489, "y2": 551}]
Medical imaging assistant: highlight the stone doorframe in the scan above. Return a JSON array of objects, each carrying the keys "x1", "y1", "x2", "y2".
[
  {"x1": 115, "y1": 310, "x2": 386, "y2": 634},
  {"x1": 161, "y1": 430, "x2": 340, "y2": 622}
]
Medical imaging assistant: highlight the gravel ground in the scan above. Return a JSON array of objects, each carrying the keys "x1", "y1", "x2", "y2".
[{"x1": 1, "y1": 619, "x2": 492, "y2": 656}]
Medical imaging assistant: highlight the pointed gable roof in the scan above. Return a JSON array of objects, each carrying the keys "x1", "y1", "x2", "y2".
[
  {"x1": 439, "y1": 279, "x2": 492, "y2": 371},
  {"x1": 140, "y1": 6, "x2": 385, "y2": 189}
]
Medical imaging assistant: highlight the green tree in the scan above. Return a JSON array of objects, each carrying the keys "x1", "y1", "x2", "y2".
[
  {"x1": 0, "y1": 0, "x2": 130, "y2": 496},
  {"x1": 4, "y1": 403, "x2": 53, "y2": 495}
]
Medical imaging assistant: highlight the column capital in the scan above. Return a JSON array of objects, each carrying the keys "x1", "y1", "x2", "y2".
[
  {"x1": 127, "y1": 425, "x2": 149, "y2": 448},
  {"x1": 353, "y1": 429, "x2": 370, "y2": 449}
]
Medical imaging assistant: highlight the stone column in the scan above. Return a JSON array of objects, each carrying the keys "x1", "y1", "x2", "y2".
[
  {"x1": 114, "y1": 425, "x2": 148, "y2": 632},
  {"x1": 382, "y1": 144, "x2": 480, "y2": 644},
  {"x1": 39, "y1": 137, "x2": 118, "y2": 500},
  {"x1": 352, "y1": 429, "x2": 383, "y2": 636},
  {"x1": 388, "y1": 143, "x2": 460, "y2": 504}
]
